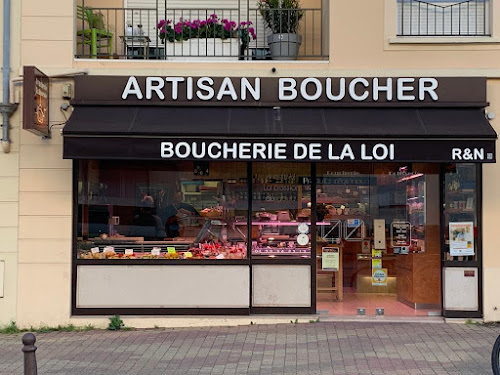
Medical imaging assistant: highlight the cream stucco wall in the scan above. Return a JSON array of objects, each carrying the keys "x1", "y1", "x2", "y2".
[{"x1": 0, "y1": 0, "x2": 498, "y2": 326}]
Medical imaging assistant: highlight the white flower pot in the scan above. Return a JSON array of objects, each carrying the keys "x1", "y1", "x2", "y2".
[{"x1": 164, "y1": 38, "x2": 240, "y2": 60}]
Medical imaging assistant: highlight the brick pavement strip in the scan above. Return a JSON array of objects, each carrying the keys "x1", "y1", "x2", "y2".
[{"x1": 0, "y1": 322, "x2": 498, "y2": 375}]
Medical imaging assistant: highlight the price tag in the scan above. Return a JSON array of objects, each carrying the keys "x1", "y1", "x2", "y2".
[
  {"x1": 91, "y1": 247, "x2": 100, "y2": 254},
  {"x1": 184, "y1": 251, "x2": 193, "y2": 258},
  {"x1": 151, "y1": 248, "x2": 161, "y2": 256},
  {"x1": 125, "y1": 249, "x2": 134, "y2": 255},
  {"x1": 103, "y1": 246, "x2": 114, "y2": 253},
  {"x1": 167, "y1": 247, "x2": 176, "y2": 254}
]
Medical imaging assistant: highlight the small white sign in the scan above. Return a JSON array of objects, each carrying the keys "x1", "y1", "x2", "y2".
[
  {"x1": 297, "y1": 233, "x2": 309, "y2": 246},
  {"x1": 298, "y1": 223, "x2": 309, "y2": 234},
  {"x1": 151, "y1": 248, "x2": 161, "y2": 256},
  {"x1": 103, "y1": 246, "x2": 115, "y2": 253},
  {"x1": 125, "y1": 249, "x2": 134, "y2": 255},
  {"x1": 91, "y1": 247, "x2": 100, "y2": 254}
]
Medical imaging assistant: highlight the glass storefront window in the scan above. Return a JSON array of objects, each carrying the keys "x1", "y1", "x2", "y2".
[
  {"x1": 77, "y1": 161, "x2": 248, "y2": 260},
  {"x1": 251, "y1": 163, "x2": 312, "y2": 259},
  {"x1": 443, "y1": 163, "x2": 479, "y2": 262}
]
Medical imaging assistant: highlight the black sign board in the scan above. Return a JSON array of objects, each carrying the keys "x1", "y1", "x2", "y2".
[
  {"x1": 63, "y1": 137, "x2": 496, "y2": 163},
  {"x1": 391, "y1": 221, "x2": 411, "y2": 247},
  {"x1": 23, "y1": 66, "x2": 50, "y2": 137},
  {"x1": 73, "y1": 76, "x2": 487, "y2": 108}
]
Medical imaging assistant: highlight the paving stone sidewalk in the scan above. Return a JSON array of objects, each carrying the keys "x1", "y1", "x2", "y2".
[{"x1": 0, "y1": 321, "x2": 499, "y2": 375}]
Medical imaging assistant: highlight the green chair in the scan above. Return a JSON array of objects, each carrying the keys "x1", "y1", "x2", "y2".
[{"x1": 76, "y1": 5, "x2": 113, "y2": 58}]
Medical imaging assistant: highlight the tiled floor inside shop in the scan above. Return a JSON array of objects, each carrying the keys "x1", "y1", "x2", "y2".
[{"x1": 316, "y1": 290, "x2": 441, "y2": 316}]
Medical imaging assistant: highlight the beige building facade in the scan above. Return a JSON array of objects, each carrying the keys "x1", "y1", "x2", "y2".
[{"x1": 0, "y1": 0, "x2": 499, "y2": 327}]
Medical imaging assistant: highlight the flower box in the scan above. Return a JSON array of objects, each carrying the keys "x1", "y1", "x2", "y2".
[{"x1": 164, "y1": 38, "x2": 240, "y2": 60}]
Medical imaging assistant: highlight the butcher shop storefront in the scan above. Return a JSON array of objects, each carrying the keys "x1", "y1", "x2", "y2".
[{"x1": 63, "y1": 75, "x2": 496, "y2": 318}]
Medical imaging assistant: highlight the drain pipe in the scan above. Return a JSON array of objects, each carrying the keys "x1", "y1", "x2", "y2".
[{"x1": 1, "y1": 0, "x2": 17, "y2": 154}]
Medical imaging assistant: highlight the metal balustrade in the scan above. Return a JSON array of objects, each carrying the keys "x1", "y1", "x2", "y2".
[
  {"x1": 75, "y1": 1, "x2": 327, "y2": 60},
  {"x1": 397, "y1": 0, "x2": 490, "y2": 36}
]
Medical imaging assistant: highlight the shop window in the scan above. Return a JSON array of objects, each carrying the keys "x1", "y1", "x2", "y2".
[
  {"x1": 442, "y1": 163, "x2": 480, "y2": 262},
  {"x1": 76, "y1": 160, "x2": 248, "y2": 260},
  {"x1": 251, "y1": 163, "x2": 312, "y2": 259}
]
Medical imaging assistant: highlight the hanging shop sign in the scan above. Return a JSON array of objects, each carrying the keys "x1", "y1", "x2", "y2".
[
  {"x1": 73, "y1": 76, "x2": 487, "y2": 107},
  {"x1": 23, "y1": 66, "x2": 50, "y2": 137}
]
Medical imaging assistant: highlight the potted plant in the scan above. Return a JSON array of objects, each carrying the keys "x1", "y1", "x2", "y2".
[
  {"x1": 257, "y1": 0, "x2": 304, "y2": 60},
  {"x1": 157, "y1": 14, "x2": 255, "y2": 60}
]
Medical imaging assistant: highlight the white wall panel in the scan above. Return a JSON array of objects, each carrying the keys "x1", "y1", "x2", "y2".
[
  {"x1": 77, "y1": 265, "x2": 250, "y2": 308},
  {"x1": 252, "y1": 265, "x2": 311, "y2": 307}
]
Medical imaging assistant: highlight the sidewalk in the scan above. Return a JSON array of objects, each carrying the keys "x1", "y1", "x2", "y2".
[{"x1": 0, "y1": 321, "x2": 498, "y2": 375}]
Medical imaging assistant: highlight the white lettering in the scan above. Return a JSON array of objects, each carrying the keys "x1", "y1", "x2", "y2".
[
  {"x1": 397, "y1": 78, "x2": 415, "y2": 101},
  {"x1": 340, "y1": 144, "x2": 355, "y2": 160},
  {"x1": 253, "y1": 143, "x2": 267, "y2": 159},
  {"x1": 122, "y1": 76, "x2": 143, "y2": 99},
  {"x1": 175, "y1": 142, "x2": 191, "y2": 158},
  {"x1": 165, "y1": 77, "x2": 185, "y2": 100},
  {"x1": 349, "y1": 78, "x2": 369, "y2": 101},
  {"x1": 474, "y1": 148, "x2": 484, "y2": 160},
  {"x1": 191, "y1": 142, "x2": 206, "y2": 158},
  {"x1": 145, "y1": 77, "x2": 165, "y2": 100},
  {"x1": 208, "y1": 142, "x2": 222, "y2": 158},
  {"x1": 161, "y1": 142, "x2": 174, "y2": 158},
  {"x1": 241, "y1": 78, "x2": 261, "y2": 101},
  {"x1": 279, "y1": 78, "x2": 298, "y2": 100},
  {"x1": 373, "y1": 78, "x2": 393, "y2": 101},
  {"x1": 223, "y1": 142, "x2": 238, "y2": 159},
  {"x1": 309, "y1": 143, "x2": 322, "y2": 160},
  {"x1": 326, "y1": 78, "x2": 346, "y2": 101},
  {"x1": 328, "y1": 144, "x2": 340, "y2": 160},
  {"x1": 217, "y1": 77, "x2": 238, "y2": 101},
  {"x1": 294, "y1": 143, "x2": 308, "y2": 159},
  {"x1": 275, "y1": 143, "x2": 287, "y2": 160},
  {"x1": 361, "y1": 144, "x2": 373, "y2": 160},
  {"x1": 300, "y1": 78, "x2": 323, "y2": 101},
  {"x1": 372, "y1": 144, "x2": 389, "y2": 160},
  {"x1": 196, "y1": 77, "x2": 215, "y2": 100},
  {"x1": 239, "y1": 143, "x2": 252, "y2": 159},
  {"x1": 452, "y1": 148, "x2": 462, "y2": 160},
  {"x1": 186, "y1": 77, "x2": 194, "y2": 100},
  {"x1": 419, "y1": 78, "x2": 438, "y2": 101}
]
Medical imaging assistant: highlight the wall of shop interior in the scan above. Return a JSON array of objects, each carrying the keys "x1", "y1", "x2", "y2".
[{"x1": 2, "y1": 0, "x2": 499, "y2": 326}]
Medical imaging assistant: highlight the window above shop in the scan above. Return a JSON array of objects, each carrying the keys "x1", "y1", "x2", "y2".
[
  {"x1": 75, "y1": 0, "x2": 329, "y2": 61},
  {"x1": 397, "y1": 0, "x2": 490, "y2": 37}
]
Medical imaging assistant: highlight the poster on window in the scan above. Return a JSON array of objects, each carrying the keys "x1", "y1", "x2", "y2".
[{"x1": 449, "y1": 222, "x2": 475, "y2": 256}]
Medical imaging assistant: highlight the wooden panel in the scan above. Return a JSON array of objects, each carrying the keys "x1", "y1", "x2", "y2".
[{"x1": 412, "y1": 253, "x2": 441, "y2": 304}]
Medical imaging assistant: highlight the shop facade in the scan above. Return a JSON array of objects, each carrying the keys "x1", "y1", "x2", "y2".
[
  {"x1": 3, "y1": 0, "x2": 500, "y2": 327},
  {"x1": 62, "y1": 75, "x2": 495, "y2": 318}
]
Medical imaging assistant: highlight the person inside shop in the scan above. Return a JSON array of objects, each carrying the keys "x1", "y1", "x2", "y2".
[
  {"x1": 164, "y1": 191, "x2": 200, "y2": 238},
  {"x1": 129, "y1": 195, "x2": 166, "y2": 240}
]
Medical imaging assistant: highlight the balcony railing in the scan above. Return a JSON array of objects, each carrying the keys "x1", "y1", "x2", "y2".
[
  {"x1": 75, "y1": 1, "x2": 327, "y2": 60},
  {"x1": 397, "y1": 0, "x2": 490, "y2": 36}
]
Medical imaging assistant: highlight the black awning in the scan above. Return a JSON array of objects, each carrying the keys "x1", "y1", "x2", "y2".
[{"x1": 63, "y1": 106, "x2": 497, "y2": 162}]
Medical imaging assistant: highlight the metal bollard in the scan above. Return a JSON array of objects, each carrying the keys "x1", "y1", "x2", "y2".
[{"x1": 22, "y1": 333, "x2": 38, "y2": 375}]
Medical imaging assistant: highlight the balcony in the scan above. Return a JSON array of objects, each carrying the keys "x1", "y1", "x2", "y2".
[
  {"x1": 75, "y1": 0, "x2": 328, "y2": 61},
  {"x1": 397, "y1": 0, "x2": 490, "y2": 36}
]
